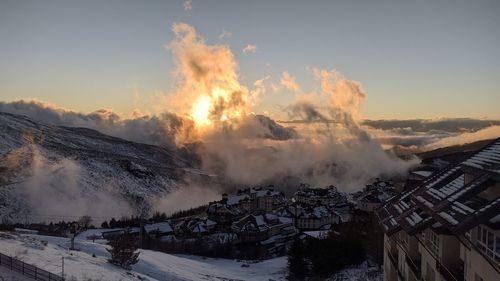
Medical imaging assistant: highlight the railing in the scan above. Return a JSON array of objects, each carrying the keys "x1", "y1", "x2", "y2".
[
  {"x1": 405, "y1": 255, "x2": 422, "y2": 280},
  {"x1": 0, "y1": 253, "x2": 64, "y2": 281}
]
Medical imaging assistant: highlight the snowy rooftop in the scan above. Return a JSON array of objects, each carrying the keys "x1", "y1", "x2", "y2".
[
  {"x1": 461, "y1": 138, "x2": 500, "y2": 174},
  {"x1": 377, "y1": 138, "x2": 500, "y2": 235},
  {"x1": 144, "y1": 222, "x2": 173, "y2": 234}
]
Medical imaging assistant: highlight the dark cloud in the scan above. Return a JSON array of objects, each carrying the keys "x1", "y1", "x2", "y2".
[{"x1": 363, "y1": 118, "x2": 500, "y2": 133}]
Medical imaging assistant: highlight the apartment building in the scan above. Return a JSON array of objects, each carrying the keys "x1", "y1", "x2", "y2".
[{"x1": 377, "y1": 138, "x2": 500, "y2": 281}]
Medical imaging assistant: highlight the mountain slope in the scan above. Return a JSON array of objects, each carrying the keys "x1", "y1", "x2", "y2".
[{"x1": 0, "y1": 112, "x2": 209, "y2": 222}]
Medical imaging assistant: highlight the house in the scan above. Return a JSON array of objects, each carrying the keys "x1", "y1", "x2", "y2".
[
  {"x1": 143, "y1": 222, "x2": 173, "y2": 237},
  {"x1": 173, "y1": 217, "x2": 216, "y2": 237},
  {"x1": 281, "y1": 203, "x2": 340, "y2": 230},
  {"x1": 294, "y1": 184, "x2": 347, "y2": 206},
  {"x1": 376, "y1": 138, "x2": 500, "y2": 281},
  {"x1": 231, "y1": 213, "x2": 294, "y2": 243},
  {"x1": 101, "y1": 227, "x2": 140, "y2": 240},
  {"x1": 356, "y1": 180, "x2": 396, "y2": 212},
  {"x1": 207, "y1": 201, "x2": 242, "y2": 225}
]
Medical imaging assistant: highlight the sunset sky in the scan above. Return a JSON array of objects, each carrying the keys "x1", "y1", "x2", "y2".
[{"x1": 1, "y1": 0, "x2": 499, "y2": 120}]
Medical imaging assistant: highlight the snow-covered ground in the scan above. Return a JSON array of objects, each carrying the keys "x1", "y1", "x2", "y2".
[
  {"x1": 0, "y1": 232, "x2": 286, "y2": 281},
  {"x1": 0, "y1": 266, "x2": 29, "y2": 281},
  {"x1": 326, "y1": 261, "x2": 383, "y2": 281}
]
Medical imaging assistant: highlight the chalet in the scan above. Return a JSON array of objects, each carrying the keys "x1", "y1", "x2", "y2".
[
  {"x1": 294, "y1": 184, "x2": 347, "y2": 206},
  {"x1": 173, "y1": 217, "x2": 216, "y2": 237},
  {"x1": 207, "y1": 187, "x2": 284, "y2": 224},
  {"x1": 207, "y1": 201, "x2": 243, "y2": 224},
  {"x1": 356, "y1": 180, "x2": 396, "y2": 212},
  {"x1": 143, "y1": 222, "x2": 173, "y2": 238},
  {"x1": 294, "y1": 205, "x2": 340, "y2": 230},
  {"x1": 101, "y1": 227, "x2": 140, "y2": 240},
  {"x1": 231, "y1": 213, "x2": 294, "y2": 243},
  {"x1": 376, "y1": 138, "x2": 500, "y2": 281}
]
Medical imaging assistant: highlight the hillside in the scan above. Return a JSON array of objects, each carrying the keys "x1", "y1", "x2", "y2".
[
  {"x1": 0, "y1": 112, "x2": 210, "y2": 222},
  {"x1": 0, "y1": 232, "x2": 287, "y2": 281}
]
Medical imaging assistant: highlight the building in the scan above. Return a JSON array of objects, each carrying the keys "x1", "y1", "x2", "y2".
[
  {"x1": 294, "y1": 184, "x2": 347, "y2": 206},
  {"x1": 231, "y1": 213, "x2": 294, "y2": 243},
  {"x1": 280, "y1": 203, "x2": 341, "y2": 230},
  {"x1": 207, "y1": 187, "x2": 284, "y2": 222},
  {"x1": 356, "y1": 180, "x2": 397, "y2": 212},
  {"x1": 377, "y1": 138, "x2": 500, "y2": 281}
]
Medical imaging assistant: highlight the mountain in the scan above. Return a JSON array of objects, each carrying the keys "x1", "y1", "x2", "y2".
[{"x1": 0, "y1": 112, "x2": 210, "y2": 222}]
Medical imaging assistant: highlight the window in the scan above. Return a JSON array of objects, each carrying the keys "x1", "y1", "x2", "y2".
[
  {"x1": 427, "y1": 230, "x2": 440, "y2": 255},
  {"x1": 476, "y1": 225, "x2": 500, "y2": 264}
]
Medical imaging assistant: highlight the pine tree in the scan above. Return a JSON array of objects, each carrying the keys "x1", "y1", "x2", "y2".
[
  {"x1": 106, "y1": 229, "x2": 140, "y2": 269},
  {"x1": 109, "y1": 218, "x2": 117, "y2": 228},
  {"x1": 288, "y1": 239, "x2": 307, "y2": 280}
]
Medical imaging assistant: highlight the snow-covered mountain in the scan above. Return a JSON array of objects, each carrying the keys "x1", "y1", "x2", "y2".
[{"x1": 0, "y1": 112, "x2": 210, "y2": 222}]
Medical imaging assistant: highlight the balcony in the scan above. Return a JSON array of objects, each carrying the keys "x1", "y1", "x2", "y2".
[
  {"x1": 405, "y1": 255, "x2": 422, "y2": 280},
  {"x1": 436, "y1": 260, "x2": 464, "y2": 281}
]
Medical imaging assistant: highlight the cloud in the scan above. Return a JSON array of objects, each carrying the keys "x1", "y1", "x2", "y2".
[
  {"x1": 183, "y1": 0, "x2": 192, "y2": 11},
  {"x1": 280, "y1": 71, "x2": 301, "y2": 93},
  {"x1": 363, "y1": 118, "x2": 500, "y2": 133},
  {"x1": 421, "y1": 125, "x2": 500, "y2": 150},
  {"x1": 362, "y1": 118, "x2": 500, "y2": 150},
  {"x1": 0, "y1": 22, "x2": 448, "y2": 195},
  {"x1": 242, "y1": 44, "x2": 257, "y2": 53},
  {"x1": 8, "y1": 145, "x2": 133, "y2": 222},
  {"x1": 0, "y1": 99, "x2": 192, "y2": 148},
  {"x1": 218, "y1": 29, "x2": 232, "y2": 39},
  {"x1": 152, "y1": 183, "x2": 220, "y2": 215}
]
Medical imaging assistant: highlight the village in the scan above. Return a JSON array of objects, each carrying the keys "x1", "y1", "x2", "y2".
[{"x1": 84, "y1": 179, "x2": 401, "y2": 260}]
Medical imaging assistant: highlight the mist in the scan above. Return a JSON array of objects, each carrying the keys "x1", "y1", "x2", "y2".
[{"x1": 5, "y1": 145, "x2": 133, "y2": 223}]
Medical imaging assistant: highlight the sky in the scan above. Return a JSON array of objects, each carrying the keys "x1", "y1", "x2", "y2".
[{"x1": 1, "y1": 0, "x2": 499, "y2": 120}]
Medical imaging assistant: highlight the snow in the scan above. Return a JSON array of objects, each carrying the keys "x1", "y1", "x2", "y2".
[
  {"x1": 462, "y1": 139, "x2": 500, "y2": 171},
  {"x1": 325, "y1": 261, "x2": 383, "y2": 281},
  {"x1": 0, "y1": 266, "x2": 29, "y2": 281},
  {"x1": 438, "y1": 212, "x2": 459, "y2": 225},
  {"x1": 412, "y1": 171, "x2": 433, "y2": 178},
  {"x1": 143, "y1": 222, "x2": 173, "y2": 234},
  {"x1": 0, "y1": 232, "x2": 287, "y2": 281},
  {"x1": 77, "y1": 228, "x2": 123, "y2": 240},
  {"x1": 226, "y1": 194, "x2": 249, "y2": 206},
  {"x1": 303, "y1": 230, "x2": 329, "y2": 239},
  {"x1": 416, "y1": 196, "x2": 433, "y2": 208},
  {"x1": 489, "y1": 214, "x2": 500, "y2": 224}
]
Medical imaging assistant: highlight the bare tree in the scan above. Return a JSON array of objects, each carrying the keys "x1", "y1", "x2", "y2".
[{"x1": 78, "y1": 215, "x2": 92, "y2": 230}]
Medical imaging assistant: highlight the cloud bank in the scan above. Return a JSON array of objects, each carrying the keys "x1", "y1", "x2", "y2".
[{"x1": 2, "y1": 22, "x2": 497, "y2": 196}]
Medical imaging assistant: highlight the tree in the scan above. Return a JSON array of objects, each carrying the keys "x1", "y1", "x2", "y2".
[
  {"x1": 101, "y1": 221, "x2": 109, "y2": 229},
  {"x1": 109, "y1": 218, "x2": 117, "y2": 228},
  {"x1": 78, "y1": 215, "x2": 92, "y2": 230},
  {"x1": 288, "y1": 239, "x2": 308, "y2": 280},
  {"x1": 106, "y1": 229, "x2": 140, "y2": 269}
]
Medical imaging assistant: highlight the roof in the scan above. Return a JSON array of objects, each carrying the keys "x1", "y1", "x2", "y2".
[
  {"x1": 144, "y1": 222, "x2": 173, "y2": 234},
  {"x1": 461, "y1": 140, "x2": 500, "y2": 174},
  {"x1": 411, "y1": 170, "x2": 433, "y2": 178},
  {"x1": 377, "y1": 138, "x2": 500, "y2": 235}
]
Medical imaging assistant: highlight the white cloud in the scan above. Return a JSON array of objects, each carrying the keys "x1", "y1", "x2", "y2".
[
  {"x1": 183, "y1": 0, "x2": 192, "y2": 11},
  {"x1": 242, "y1": 44, "x2": 257, "y2": 53},
  {"x1": 219, "y1": 29, "x2": 232, "y2": 39}
]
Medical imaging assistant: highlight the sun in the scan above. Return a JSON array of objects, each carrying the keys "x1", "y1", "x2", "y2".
[{"x1": 190, "y1": 95, "x2": 212, "y2": 127}]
